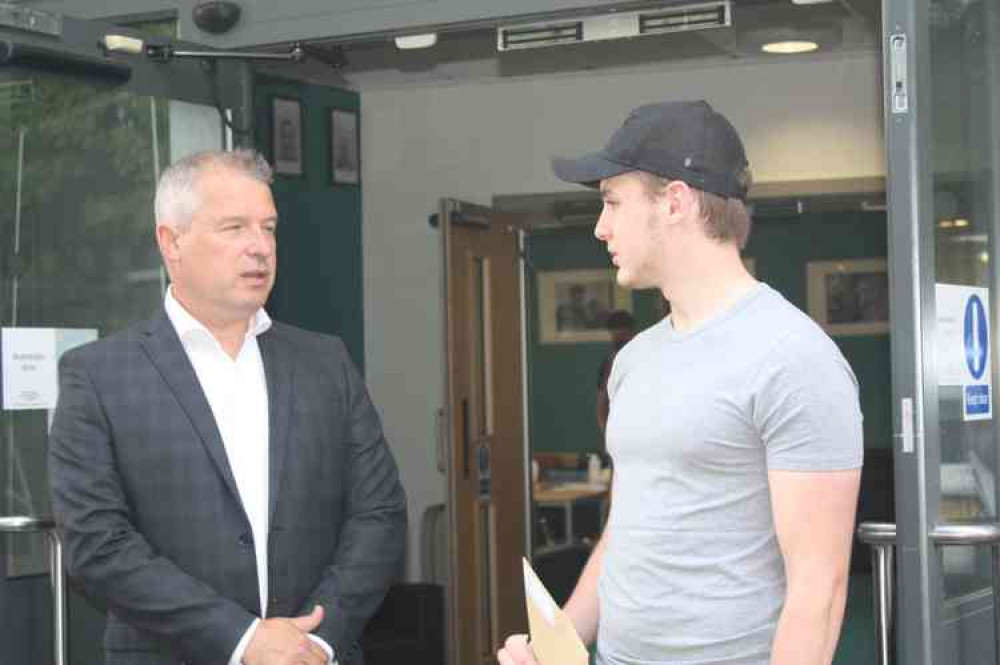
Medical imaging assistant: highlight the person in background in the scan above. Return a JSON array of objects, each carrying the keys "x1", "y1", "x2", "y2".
[
  {"x1": 595, "y1": 309, "x2": 635, "y2": 443},
  {"x1": 49, "y1": 149, "x2": 407, "y2": 665},
  {"x1": 498, "y1": 100, "x2": 862, "y2": 665}
]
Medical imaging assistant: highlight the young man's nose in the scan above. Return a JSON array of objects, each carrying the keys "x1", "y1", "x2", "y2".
[{"x1": 594, "y1": 211, "x2": 611, "y2": 241}]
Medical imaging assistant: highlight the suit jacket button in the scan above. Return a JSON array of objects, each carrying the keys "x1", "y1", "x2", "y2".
[{"x1": 238, "y1": 533, "x2": 253, "y2": 547}]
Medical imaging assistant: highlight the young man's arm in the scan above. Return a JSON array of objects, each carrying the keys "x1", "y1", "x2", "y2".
[
  {"x1": 767, "y1": 469, "x2": 861, "y2": 665},
  {"x1": 563, "y1": 531, "x2": 607, "y2": 643},
  {"x1": 497, "y1": 533, "x2": 607, "y2": 665}
]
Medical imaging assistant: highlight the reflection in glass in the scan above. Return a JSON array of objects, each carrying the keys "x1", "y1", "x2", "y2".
[
  {"x1": 0, "y1": 69, "x2": 221, "y2": 575},
  {"x1": 929, "y1": 0, "x2": 1000, "y2": 599}
]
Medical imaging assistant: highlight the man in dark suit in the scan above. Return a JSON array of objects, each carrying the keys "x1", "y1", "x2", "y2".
[{"x1": 48, "y1": 149, "x2": 407, "y2": 665}]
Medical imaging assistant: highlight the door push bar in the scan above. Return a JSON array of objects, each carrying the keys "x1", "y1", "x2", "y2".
[
  {"x1": 858, "y1": 521, "x2": 1000, "y2": 665},
  {"x1": 0, "y1": 516, "x2": 66, "y2": 665}
]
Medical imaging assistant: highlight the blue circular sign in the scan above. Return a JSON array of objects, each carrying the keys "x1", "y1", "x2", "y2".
[{"x1": 964, "y1": 294, "x2": 989, "y2": 380}]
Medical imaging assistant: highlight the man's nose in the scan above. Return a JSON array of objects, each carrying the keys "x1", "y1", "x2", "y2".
[
  {"x1": 248, "y1": 226, "x2": 275, "y2": 256},
  {"x1": 594, "y1": 211, "x2": 610, "y2": 242}
]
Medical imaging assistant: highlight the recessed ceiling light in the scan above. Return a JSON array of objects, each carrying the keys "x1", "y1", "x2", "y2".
[
  {"x1": 394, "y1": 33, "x2": 438, "y2": 49},
  {"x1": 761, "y1": 40, "x2": 819, "y2": 54},
  {"x1": 954, "y1": 218, "x2": 970, "y2": 228}
]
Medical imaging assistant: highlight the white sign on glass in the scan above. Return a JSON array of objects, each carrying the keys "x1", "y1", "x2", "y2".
[
  {"x1": 2, "y1": 327, "x2": 98, "y2": 410},
  {"x1": 936, "y1": 284, "x2": 992, "y2": 421}
]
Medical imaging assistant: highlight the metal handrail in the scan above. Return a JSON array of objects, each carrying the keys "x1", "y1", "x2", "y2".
[
  {"x1": 858, "y1": 520, "x2": 1000, "y2": 665},
  {"x1": 0, "y1": 516, "x2": 66, "y2": 665},
  {"x1": 858, "y1": 521, "x2": 897, "y2": 545},
  {"x1": 858, "y1": 522, "x2": 896, "y2": 665}
]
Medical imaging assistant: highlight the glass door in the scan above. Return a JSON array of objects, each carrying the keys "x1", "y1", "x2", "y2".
[
  {"x1": 0, "y1": 9, "x2": 232, "y2": 664},
  {"x1": 886, "y1": 0, "x2": 1000, "y2": 662}
]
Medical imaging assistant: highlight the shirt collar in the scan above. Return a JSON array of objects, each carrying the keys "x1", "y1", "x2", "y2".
[{"x1": 164, "y1": 286, "x2": 272, "y2": 346}]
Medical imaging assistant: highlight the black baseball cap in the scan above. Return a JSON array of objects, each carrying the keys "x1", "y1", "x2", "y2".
[{"x1": 551, "y1": 100, "x2": 750, "y2": 201}]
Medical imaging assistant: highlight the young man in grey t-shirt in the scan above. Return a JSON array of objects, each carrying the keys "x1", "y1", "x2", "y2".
[{"x1": 498, "y1": 101, "x2": 862, "y2": 665}]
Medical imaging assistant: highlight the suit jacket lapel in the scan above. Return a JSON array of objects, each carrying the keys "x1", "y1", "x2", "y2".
[
  {"x1": 139, "y1": 310, "x2": 244, "y2": 509},
  {"x1": 258, "y1": 328, "x2": 292, "y2": 525}
]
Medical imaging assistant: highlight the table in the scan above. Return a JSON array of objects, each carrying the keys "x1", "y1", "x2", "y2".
[{"x1": 533, "y1": 482, "x2": 608, "y2": 547}]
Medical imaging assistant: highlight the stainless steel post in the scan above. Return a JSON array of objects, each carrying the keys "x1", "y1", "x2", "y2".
[
  {"x1": 859, "y1": 522, "x2": 897, "y2": 665},
  {"x1": 872, "y1": 542, "x2": 894, "y2": 665},
  {"x1": 0, "y1": 516, "x2": 65, "y2": 665}
]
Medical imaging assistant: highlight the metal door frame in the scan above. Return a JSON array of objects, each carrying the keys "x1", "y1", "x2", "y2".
[{"x1": 884, "y1": 0, "x2": 1000, "y2": 663}]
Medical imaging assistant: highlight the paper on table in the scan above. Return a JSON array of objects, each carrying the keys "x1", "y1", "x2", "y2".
[{"x1": 522, "y1": 558, "x2": 589, "y2": 665}]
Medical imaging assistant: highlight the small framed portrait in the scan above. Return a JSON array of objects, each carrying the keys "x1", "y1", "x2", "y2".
[
  {"x1": 330, "y1": 108, "x2": 360, "y2": 185},
  {"x1": 538, "y1": 269, "x2": 633, "y2": 344},
  {"x1": 270, "y1": 97, "x2": 303, "y2": 176},
  {"x1": 807, "y1": 258, "x2": 890, "y2": 336}
]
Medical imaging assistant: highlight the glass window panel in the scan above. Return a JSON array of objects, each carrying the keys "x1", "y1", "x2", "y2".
[
  {"x1": 929, "y1": 0, "x2": 1000, "y2": 600},
  {"x1": 0, "y1": 67, "x2": 221, "y2": 576}
]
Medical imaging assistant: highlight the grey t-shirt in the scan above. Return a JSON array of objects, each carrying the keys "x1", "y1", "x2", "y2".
[{"x1": 597, "y1": 283, "x2": 863, "y2": 665}]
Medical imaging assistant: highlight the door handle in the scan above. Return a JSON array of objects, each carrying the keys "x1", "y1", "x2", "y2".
[
  {"x1": 860, "y1": 521, "x2": 1000, "y2": 665},
  {"x1": 929, "y1": 522, "x2": 1000, "y2": 545},
  {"x1": 462, "y1": 399, "x2": 470, "y2": 479},
  {"x1": 435, "y1": 408, "x2": 446, "y2": 474}
]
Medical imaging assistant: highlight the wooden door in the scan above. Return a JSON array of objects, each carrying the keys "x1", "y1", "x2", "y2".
[{"x1": 441, "y1": 199, "x2": 528, "y2": 665}]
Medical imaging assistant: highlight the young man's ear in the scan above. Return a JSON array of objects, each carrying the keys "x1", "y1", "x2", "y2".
[{"x1": 661, "y1": 180, "x2": 695, "y2": 221}]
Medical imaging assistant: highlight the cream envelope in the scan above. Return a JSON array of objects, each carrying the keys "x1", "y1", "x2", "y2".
[{"x1": 522, "y1": 557, "x2": 589, "y2": 665}]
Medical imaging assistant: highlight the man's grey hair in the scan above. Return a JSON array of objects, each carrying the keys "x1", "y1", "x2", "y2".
[{"x1": 154, "y1": 149, "x2": 273, "y2": 230}]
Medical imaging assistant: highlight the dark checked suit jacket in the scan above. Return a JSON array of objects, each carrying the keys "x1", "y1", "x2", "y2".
[{"x1": 48, "y1": 309, "x2": 407, "y2": 665}]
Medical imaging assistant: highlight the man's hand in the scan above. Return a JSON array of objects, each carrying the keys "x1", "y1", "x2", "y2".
[
  {"x1": 497, "y1": 634, "x2": 540, "y2": 665},
  {"x1": 244, "y1": 605, "x2": 329, "y2": 665}
]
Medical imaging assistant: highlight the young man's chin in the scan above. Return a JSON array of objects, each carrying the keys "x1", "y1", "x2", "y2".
[{"x1": 615, "y1": 270, "x2": 638, "y2": 290}]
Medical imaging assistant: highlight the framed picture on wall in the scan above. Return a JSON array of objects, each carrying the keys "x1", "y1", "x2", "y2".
[
  {"x1": 806, "y1": 258, "x2": 890, "y2": 336},
  {"x1": 271, "y1": 97, "x2": 303, "y2": 176},
  {"x1": 330, "y1": 108, "x2": 360, "y2": 185},
  {"x1": 538, "y1": 269, "x2": 633, "y2": 344}
]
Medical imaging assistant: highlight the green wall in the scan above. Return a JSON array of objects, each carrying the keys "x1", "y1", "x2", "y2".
[
  {"x1": 254, "y1": 77, "x2": 365, "y2": 370},
  {"x1": 525, "y1": 228, "x2": 664, "y2": 456},
  {"x1": 526, "y1": 209, "x2": 892, "y2": 454},
  {"x1": 745, "y1": 210, "x2": 892, "y2": 450}
]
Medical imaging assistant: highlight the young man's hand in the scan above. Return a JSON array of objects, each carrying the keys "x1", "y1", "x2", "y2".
[{"x1": 497, "y1": 634, "x2": 541, "y2": 665}]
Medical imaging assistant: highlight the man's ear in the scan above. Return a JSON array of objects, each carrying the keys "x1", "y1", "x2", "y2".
[
  {"x1": 661, "y1": 180, "x2": 695, "y2": 222},
  {"x1": 155, "y1": 223, "x2": 181, "y2": 263}
]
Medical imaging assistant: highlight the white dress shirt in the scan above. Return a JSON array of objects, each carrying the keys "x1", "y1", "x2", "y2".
[{"x1": 164, "y1": 289, "x2": 333, "y2": 665}]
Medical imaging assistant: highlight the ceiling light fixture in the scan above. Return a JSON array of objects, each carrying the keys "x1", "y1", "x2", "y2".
[
  {"x1": 761, "y1": 39, "x2": 819, "y2": 54},
  {"x1": 394, "y1": 33, "x2": 438, "y2": 50}
]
